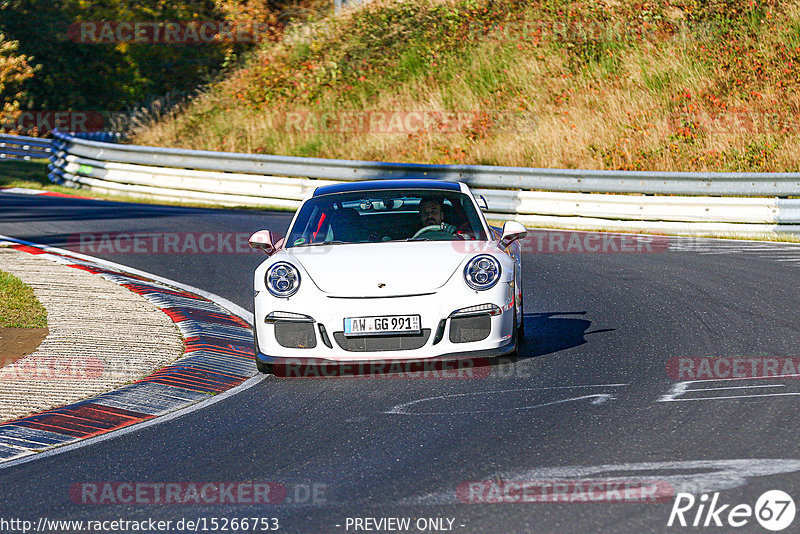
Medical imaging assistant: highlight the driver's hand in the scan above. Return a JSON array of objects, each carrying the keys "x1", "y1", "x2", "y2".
[{"x1": 441, "y1": 223, "x2": 456, "y2": 233}]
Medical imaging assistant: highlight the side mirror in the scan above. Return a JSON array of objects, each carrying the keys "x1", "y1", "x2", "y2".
[
  {"x1": 499, "y1": 221, "x2": 527, "y2": 248},
  {"x1": 249, "y1": 230, "x2": 283, "y2": 256}
]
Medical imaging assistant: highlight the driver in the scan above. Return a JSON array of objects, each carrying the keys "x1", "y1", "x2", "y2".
[{"x1": 418, "y1": 197, "x2": 456, "y2": 234}]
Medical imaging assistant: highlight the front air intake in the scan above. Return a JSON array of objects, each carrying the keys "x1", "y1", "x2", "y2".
[
  {"x1": 449, "y1": 315, "x2": 491, "y2": 343},
  {"x1": 274, "y1": 321, "x2": 317, "y2": 349}
]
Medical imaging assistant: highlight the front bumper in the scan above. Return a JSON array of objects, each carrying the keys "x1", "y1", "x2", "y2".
[
  {"x1": 255, "y1": 336, "x2": 518, "y2": 366},
  {"x1": 254, "y1": 283, "x2": 516, "y2": 363}
]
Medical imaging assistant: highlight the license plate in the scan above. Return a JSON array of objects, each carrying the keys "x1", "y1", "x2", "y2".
[{"x1": 344, "y1": 315, "x2": 421, "y2": 336}]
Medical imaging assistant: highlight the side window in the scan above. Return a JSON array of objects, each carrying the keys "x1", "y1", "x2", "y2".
[
  {"x1": 459, "y1": 196, "x2": 486, "y2": 240},
  {"x1": 308, "y1": 209, "x2": 332, "y2": 243},
  {"x1": 289, "y1": 205, "x2": 329, "y2": 246},
  {"x1": 446, "y1": 198, "x2": 467, "y2": 226}
]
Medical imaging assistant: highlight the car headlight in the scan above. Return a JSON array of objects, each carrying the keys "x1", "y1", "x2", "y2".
[
  {"x1": 266, "y1": 262, "x2": 301, "y2": 297},
  {"x1": 464, "y1": 255, "x2": 501, "y2": 291}
]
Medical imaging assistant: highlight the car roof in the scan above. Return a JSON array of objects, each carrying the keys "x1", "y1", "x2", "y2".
[{"x1": 312, "y1": 179, "x2": 462, "y2": 197}]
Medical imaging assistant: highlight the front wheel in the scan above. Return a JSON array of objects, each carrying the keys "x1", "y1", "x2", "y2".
[
  {"x1": 253, "y1": 328, "x2": 273, "y2": 374},
  {"x1": 509, "y1": 306, "x2": 520, "y2": 356},
  {"x1": 255, "y1": 358, "x2": 273, "y2": 374}
]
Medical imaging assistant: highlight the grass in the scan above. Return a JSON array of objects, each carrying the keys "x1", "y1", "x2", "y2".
[
  {"x1": 0, "y1": 269, "x2": 47, "y2": 328},
  {"x1": 0, "y1": 160, "x2": 57, "y2": 190},
  {"x1": 129, "y1": 0, "x2": 800, "y2": 173}
]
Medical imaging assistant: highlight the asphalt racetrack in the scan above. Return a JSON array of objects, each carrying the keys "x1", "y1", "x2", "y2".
[{"x1": 2, "y1": 191, "x2": 800, "y2": 533}]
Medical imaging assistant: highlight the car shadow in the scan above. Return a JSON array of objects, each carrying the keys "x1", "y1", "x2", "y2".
[
  {"x1": 267, "y1": 311, "x2": 609, "y2": 379},
  {"x1": 493, "y1": 311, "x2": 615, "y2": 366},
  {"x1": 521, "y1": 311, "x2": 594, "y2": 357}
]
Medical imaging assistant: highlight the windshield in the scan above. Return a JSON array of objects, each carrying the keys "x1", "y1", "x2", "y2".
[{"x1": 286, "y1": 189, "x2": 487, "y2": 247}]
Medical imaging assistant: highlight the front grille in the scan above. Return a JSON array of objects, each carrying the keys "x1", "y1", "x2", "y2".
[
  {"x1": 275, "y1": 321, "x2": 317, "y2": 349},
  {"x1": 449, "y1": 315, "x2": 491, "y2": 343},
  {"x1": 333, "y1": 330, "x2": 431, "y2": 352}
]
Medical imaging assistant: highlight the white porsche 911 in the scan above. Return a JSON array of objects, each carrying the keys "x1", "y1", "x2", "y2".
[{"x1": 248, "y1": 179, "x2": 527, "y2": 374}]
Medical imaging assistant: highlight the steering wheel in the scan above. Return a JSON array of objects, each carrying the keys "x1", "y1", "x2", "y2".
[{"x1": 412, "y1": 225, "x2": 451, "y2": 239}]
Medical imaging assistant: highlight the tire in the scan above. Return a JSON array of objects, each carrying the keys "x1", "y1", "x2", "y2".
[
  {"x1": 516, "y1": 292, "x2": 525, "y2": 341},
  {"x1": 253, "y1": 328, "x2": 273, "y2": 374},
  {"x1": 510, "y1": 306, "x2": 520, "y2": 356},
  {"x1": 255, "y1": 358, "x2": 273, "y2": 374}
]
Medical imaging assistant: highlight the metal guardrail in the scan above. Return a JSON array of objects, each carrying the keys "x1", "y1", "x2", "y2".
[
  {"x1": 47, "y1": 130, "x2": 800, "y2": 196},
  {"x1": 24, "y1": 129, "x2": 800, "y2": 235},
  {"x1": 0, "y1": 134, "x2": 51, "y2": 160}
]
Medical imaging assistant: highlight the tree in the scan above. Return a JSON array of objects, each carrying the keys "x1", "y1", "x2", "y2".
[
  {"x1": 0, "y1": 0, "x2": 330, "y2": 131},
  {"x1": 0, "y1": 32, "x2": 36, "y2": 134}
]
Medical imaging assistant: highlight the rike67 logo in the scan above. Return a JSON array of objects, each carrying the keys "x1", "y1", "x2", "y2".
[{"x1": 668, "y1": 490, "x2": 796, "y2": 531}]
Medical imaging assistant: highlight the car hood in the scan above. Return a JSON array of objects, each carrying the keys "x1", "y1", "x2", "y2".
[{"x1": 285, "y1": 241, "x2": 488, "y2": 297}]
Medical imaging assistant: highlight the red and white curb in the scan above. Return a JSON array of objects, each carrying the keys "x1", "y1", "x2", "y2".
[
  {"x1": 0, "y1": 237, "x2": 257, "y2": 464},
  {"x1": 0, "y1": 187, "x2": 90, "y2": 199}
]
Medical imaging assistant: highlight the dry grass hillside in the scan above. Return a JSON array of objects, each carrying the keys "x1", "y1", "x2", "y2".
[{"x1": 134, "y1": 0, "x2": 800, "y2": 172}]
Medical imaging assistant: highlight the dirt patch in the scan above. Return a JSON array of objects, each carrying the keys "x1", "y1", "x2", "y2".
[{"x1": 0, "y1": 327, "x2": 49, "y2": 367}]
